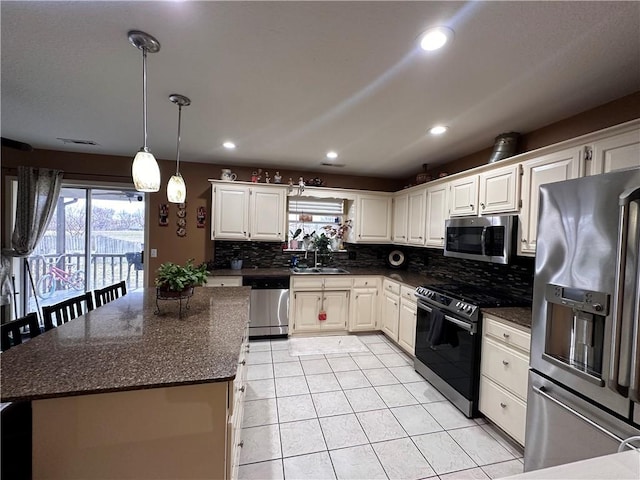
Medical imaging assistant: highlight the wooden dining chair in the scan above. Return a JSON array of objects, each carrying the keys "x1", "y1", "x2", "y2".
[
  {"x1": 93, "y1": 280, "x2": 127, "y2": 308},
  {"x1": 42, "y1": 292, "x2": 94, "y2": 331},
  {"x1": 0, "y1": 313, "x2": 41, "y2": 351}
]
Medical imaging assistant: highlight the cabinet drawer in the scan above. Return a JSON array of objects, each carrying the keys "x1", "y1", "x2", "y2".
[
  {"x1": 353, "y1": 277, "x2": 379, "y2": 288},
  {"x1": 382, "y1": 279, "x2": 400, "y2": 295},
  {"x1": 400, "y1": 285, "x2": 416, "y2": 301},
  {"x1": 481, "y1": 337, "x2": 529, "y2": 399},
  {"x1": 292, "y1": 276, "x2": 352, "y2": 290},
  {"x1": 206, "y1": 276, "x2": 243, "y2": 287},
  {"x1": 484, "y1": 316, "x2": 531, "y2": 353},
  {"x1": 479, "y1": 376, "x2": 527, "y2": 446}
]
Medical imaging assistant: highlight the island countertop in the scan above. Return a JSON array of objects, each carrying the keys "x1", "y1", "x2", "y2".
[{"x1": 0, "y1": 286, "x2": 250, "y2": 403}]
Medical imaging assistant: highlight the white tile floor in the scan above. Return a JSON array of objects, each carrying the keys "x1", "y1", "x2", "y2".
[{"x1": 239, "y1": 333, "x2": 524, "y2": 480}]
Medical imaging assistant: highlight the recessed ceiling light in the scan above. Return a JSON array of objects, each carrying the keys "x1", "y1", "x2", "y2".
[
  {"x1": 326, "y1": 151, "x2": 338, "y2": 159},
  {"x1": 223, "y1": 141, "x2": 236, "y2": 150},
  {"x1": 420, "y1": 27, "x2": 454, "y2": 51},
  {"x1": 429, "y1": 125, "x2": 448, "y2": 135}
]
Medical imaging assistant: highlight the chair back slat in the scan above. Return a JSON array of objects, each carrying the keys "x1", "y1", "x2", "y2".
[
  {"x1": 93, "y1": 281, "x2": 127, "y2": 308},
  {"x1": 1, "y1": 313, "x2": 41, "y2": 351},
  {"x1": 42, "y1": 293, "x2": 94, "y2": 331}
]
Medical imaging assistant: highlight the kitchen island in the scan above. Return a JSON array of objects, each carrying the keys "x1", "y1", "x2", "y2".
[{"x1": 1, "y1": 287, "x2": 251, "y2": 479}]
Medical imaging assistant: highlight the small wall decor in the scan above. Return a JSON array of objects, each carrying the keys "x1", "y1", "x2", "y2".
[
  {"x1": 159, "y1": 204, "x2": 169, "y2": 226},
  {"x1": 176, "y1": 202, "x2": 187, "y2": 237},
  {"x1": 196, "y1": 206, "x2": 206, "y2": 228}
]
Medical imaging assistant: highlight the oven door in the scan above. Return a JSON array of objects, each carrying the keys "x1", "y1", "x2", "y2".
[{"x1": 415, "y1": 300, "x2": 481, "y2": 409}]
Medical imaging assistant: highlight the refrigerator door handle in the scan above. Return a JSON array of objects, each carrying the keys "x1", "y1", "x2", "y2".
[
  {"x1": 608, "y1": 186, "x2": 640, "y2": 394},
  {"x1": 533, "y1": 386, "x2": 624, "y2": 444}
]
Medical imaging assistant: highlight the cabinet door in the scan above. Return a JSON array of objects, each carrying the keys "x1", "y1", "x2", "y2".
[
  {"x1": 425, "y1": 184, "x2": 448, "y2": 248},
  {"x1": 398, "y1": 298, "x2": 417, "y2": 355},
  {"x1": 381, "y1": 291, "x2": 400, "y2": 341},
  {"x1": 591, "y1": 129, "x2": 640, "y2": 174},
  {"x1": 449, "y1": 175, "x2": 479, "y2": 217},
  {"x1": 250, "y1": 187, "x2": 286, "y2": 241},
  {"x1": 321, "y1": 291, "x2": 349, "y2": 331},
  {"x1": 349, "y1": 288, "x2": 378, "y2": 331},
  {"x1": 519, "y1": 148, "x2": 581, "y2": 255},
  {"x1": 212, "y1": 185, "x2": 249, "y2": 240},
  {"x1": 479, "y1": 164, "x2": 521, "y2": 214},
  {"x1": 392, "y1": 194, "x2": 408, "y2": 244},
  {"x1": 292, "y1": 292, "x2": 322, "y2": 333},
  {"x1": 407, "y1": 189, "x2": 426, "y2": 245},
  {"x1": 356, "y1": 195, "x2": 392, "y2": 242}
]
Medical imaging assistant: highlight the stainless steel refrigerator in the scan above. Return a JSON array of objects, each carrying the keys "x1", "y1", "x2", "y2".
[{"x1": 525, "y1": 167, "x2": 640, "y2": 471}]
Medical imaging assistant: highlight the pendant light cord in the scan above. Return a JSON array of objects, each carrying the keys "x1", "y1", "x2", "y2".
[
  {"x1": 176, "y1": 104, "x2": 182, "y2": 174},
  {"x1": 142, "y1": 48, "x2": 148, "y2": 150}
]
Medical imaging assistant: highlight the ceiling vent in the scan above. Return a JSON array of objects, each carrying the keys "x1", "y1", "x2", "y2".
[
  {"x1": 57, "y1": 137, "x2": 99, "y2": 146},
  {"x1": 320, "y1": 162, "x2": 345, "y2": 167}
]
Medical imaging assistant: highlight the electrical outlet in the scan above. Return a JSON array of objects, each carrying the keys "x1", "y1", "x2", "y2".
[{"x1": 150, "y1": 249, "x2": 158, "y2": 258}]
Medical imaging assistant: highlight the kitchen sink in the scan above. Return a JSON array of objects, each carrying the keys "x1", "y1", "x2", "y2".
[{"x1": 290, "y1": 267, "x2": 350, "y2": 275}]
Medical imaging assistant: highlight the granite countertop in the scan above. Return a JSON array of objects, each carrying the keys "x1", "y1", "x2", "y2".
[
  {"x1": 0, "y1": 287, "x2": 250, "y2": 403},
  {"x1": 482, "y1": 306, "x2": 532, "y2": 328},
  {"x1": 209, "y1": 267, "x2": 440, "y2": 288}
]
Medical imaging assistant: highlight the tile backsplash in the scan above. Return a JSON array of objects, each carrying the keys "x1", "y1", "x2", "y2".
[{"x1": 212, "y1": 241, "x2": 534, "y2": 299}]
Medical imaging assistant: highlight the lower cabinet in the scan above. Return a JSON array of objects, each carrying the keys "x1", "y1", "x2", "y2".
[
  {"x1": 228, "y1": 323, "x2": 249, "y2": 480},
  {"x1": 397, "y1": 297, "x2": 417, "y2": 355},
  {"x1": 205, "y1": 276, "x2": 243, "y2": 287},
  {"x1": 381, "y1": 289, "x2": 400, "y2": 341},
  {"x1": 479, "y1": 314, "x2": 531, "y2": 446},
  {"x1": 349, "y1": 287, "x2": 378, "y2": 331},
  {"x1": 291, "y1": 290, "x2": 349, "y2": 333}
]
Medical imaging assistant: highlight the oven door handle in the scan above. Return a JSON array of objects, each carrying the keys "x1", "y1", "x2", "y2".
[{"x1": 417, "y1": 302, "x2": 476, "y2": 334}]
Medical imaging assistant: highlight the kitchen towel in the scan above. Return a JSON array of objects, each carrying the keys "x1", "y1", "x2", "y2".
[{"x1": 428, "y1": 308, "x2": 459, "y2": 347}]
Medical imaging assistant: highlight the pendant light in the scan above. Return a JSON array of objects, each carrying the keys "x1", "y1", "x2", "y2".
[
  {"x1": 128, "y1": 30, "x2": 161, "y2": 192},
  {"x1": 167, "y1": 94, "x2": 190, "y2": 203}
]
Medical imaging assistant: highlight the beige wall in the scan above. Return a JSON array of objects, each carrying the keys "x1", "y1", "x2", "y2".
[{"x1": 3, "y1": 90, "x2": 638, "y2": 282}]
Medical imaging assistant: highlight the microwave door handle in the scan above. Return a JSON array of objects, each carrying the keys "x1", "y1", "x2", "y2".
[
  {"x1": 608, "y1": 186, "x2": 640, "y2": 395},
  {"x1": 480, "y1": 227, "x2": 488, "y2": 257}
]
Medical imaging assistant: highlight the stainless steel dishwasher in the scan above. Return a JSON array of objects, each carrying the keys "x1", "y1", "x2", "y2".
[{"x1": 242, "y1": 276, "x2": 290, "y2": 339}]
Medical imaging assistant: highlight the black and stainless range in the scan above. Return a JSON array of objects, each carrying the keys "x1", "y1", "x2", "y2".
[{"x1": 414, "y1": 283, "x2": 530, "y2": 418}]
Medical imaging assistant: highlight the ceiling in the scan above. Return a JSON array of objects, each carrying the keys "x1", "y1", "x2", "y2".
[{"x1": 2, "y1": 1, "x2": 639, "y2": 179}]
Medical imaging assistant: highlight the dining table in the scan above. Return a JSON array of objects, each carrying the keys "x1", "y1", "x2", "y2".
[{"x1": 1, "y1": 286, "x2": 251, "y2": 479}]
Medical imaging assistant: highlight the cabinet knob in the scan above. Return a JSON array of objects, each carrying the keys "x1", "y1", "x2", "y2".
[
  {"x1": 239, "y1": 385, "x2": 245, "y2": 392},
  {"x1": 418, "y1": 236, "x2": 422, "y2": 239},
  {"x1": 503, "y1": 333, "x2": 510, "y2": 339},
  {"x1": 238, "y1": 441, "x2": 244, "y2": 448},
  {"x1": 239, "y1": 360, "x2": 246, "y2": 365},
  {"x1": 358, "y1": 234, "x2": 361, "y2": 238},
  {"x1": 364, "y1": 282, "x2": 368, "y2": 285},
  {"x1": 470, "y1": 204, "x2": 474, "y2": 208},
  {"x1": 502, "y1": 360, "x2": 509, "y2": 366},
  {"x1": 481, "y1": 203, "x2": 485, "y2": 209},
  {"x1": 440, "y1": 237, "x2": 444, "y2": 240},
  {"x1": 521, "y1": 238, "x2": 527, "y2": 243},
  {"x1": 500, "y1": 402, "x2": 507, "y2": 408}
]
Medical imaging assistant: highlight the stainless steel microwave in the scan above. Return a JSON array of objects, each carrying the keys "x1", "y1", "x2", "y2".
[{"x1": 444, "y1": 215, "x2": 516, "y2": 264}]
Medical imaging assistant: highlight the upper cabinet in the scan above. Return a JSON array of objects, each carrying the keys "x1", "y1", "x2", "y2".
[
  {"x1": 407, "y1": 188, "x2": 426, "y2": 245},
  {"x1": 425, "y1": 183, "x2": 448, "y2": 248},
  {"x1": 391, "y1": 193, "x2": 408, "y2": 244},
  {"x1": 351, "y1": 194, "x2": 392, "y2": 243},
  {"x1": 449, "y1": 174, "x2": 479, "y2": 217},
  {"x1": 478, "y1": 164, "x2": 521, "y2": 215},
  {"x1": 211, "y1": 182, "x2": 286, "y2": 241},
  {"x1": 518, "y1": 147, "x2": 582, "y2": 255},
  {"x1": 590, "y1": 130, "x2": 640, "y2": 175}
]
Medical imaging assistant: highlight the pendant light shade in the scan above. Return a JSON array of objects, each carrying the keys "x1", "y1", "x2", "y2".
[
  {"x1": 128, "y1": 30, "x2": 161, "y2": 192},
  {"x1": 167, "y1": 94, "x2": 190, "y2": 203}
]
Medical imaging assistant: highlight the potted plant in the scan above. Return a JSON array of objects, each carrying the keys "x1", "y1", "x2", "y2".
[
  {"x1": 155, "y1": 259, "x2": 208, "y2": 298},
  {"x1": 312, "y1": 233, "x2": 333, "y2": 265},
  {"x1": 289, "y1": 227, "x2": 302, "y2": 250}
]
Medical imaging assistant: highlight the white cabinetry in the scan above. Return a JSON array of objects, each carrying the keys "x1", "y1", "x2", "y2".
[
  {"x1": 381, "y1": 279, "x2": 400, "y2": 341},
  {"x1": 449, "y1": 175, "x2": 479, "y2": 217},
  {"x1": 205, "y1": 276, "x2": 243, "y2": 287},
  {"x1": 479, "y1": 314, "x2": 531, "y2": 446},
  {"x1": 590, "y1": 129, "x2": 640, "y2": 174},
  {"x1": 349, "y1": 288, "x2": 378, "y2": 331},
  {"x1": 518, "y1": 147, "x2": 581, "y2": 255},
  {"x1": 407, "y1": 188, "x2": 426, "y2": 245},
  {"x1": 392, "y1": 194, "x2": 408, "y2": 244},
  {"x1": 397, "y1": 286, "x2": 417, "y2": 355},
  {"x1": 290, "y1": 277, "x2": 350, "y2": 334},
  {"x1": 425, "y1": 183, "x2": 448, "y2": 248},
  {"x1": 478, "y1": 164, "x2": 521, "y2": 214},
  {"x1": 210, "y1": 182, "x2": 286, "y2": 241},
  {"x1": 352, "y1": 194, "x2": 392, "y2": 243}
]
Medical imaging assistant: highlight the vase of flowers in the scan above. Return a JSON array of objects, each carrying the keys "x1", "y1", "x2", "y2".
[{"x1": 322, "y1": 219, "x2": 351, "y2": 251}]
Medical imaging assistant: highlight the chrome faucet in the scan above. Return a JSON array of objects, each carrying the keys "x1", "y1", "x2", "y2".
[{"x1": 314, "y1": 249, "x2": 320, "y2": 267}]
